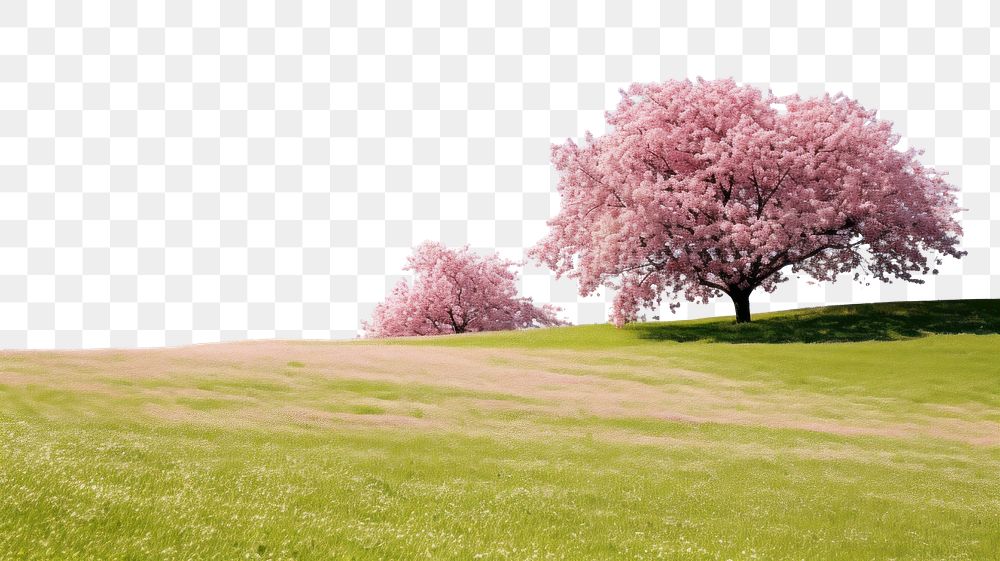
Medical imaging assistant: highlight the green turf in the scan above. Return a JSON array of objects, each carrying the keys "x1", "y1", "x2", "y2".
[
  {"x1": 3, "y1": 417, "x2": 996, "y2": 561},
  {"x1": 0, "y1": 300, "x2": 998, "y2": 560}
]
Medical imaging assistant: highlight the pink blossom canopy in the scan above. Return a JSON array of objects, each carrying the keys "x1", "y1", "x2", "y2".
[
  {"x1": 530, "y1": 78, "x2": 965, "y2": 325},
  {"x1": 364, "y1": 242, "x2": 565, "y2": 337}
]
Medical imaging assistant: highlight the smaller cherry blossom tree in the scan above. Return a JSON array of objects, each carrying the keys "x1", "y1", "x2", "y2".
[{"x1": 364, "y1": 242, "x2": 565, "y2": 337}]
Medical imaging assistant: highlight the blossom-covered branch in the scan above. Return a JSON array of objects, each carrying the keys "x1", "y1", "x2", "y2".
[{"x1": 530, "y1": 78, "x2": 965, "y2": 324}]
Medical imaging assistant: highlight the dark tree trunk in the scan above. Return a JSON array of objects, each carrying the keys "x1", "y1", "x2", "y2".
[
  {"x1": 447, "y1": 309, "x2": 464, "y2": 333},
  {"x1": 730, "y1": 290, "x2": 752, "y2": 324}
]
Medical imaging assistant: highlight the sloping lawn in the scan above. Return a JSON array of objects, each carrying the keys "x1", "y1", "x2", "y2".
[{"x1": 1, "y1": 300, "x2": 998, "y2": 560}]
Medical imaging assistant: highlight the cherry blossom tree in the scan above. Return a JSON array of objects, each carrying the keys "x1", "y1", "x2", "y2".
[
  {"x1": 364, "y1": 242, "x2": 565, "y2": 337},
  {"x1": 530, "y1": 78, "x2": 965, "y2": 325}
]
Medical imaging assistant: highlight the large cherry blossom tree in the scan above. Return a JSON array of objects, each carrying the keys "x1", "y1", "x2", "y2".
[
  {"x1": 364, "y1": 242, "x2": 564, "y2": 337},
  {"x1": 530, "y1": 78, "x2": 965, "y2": 324}
]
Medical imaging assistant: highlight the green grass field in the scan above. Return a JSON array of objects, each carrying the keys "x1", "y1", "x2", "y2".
[{"x1": 1, "y1": 300, "x2": 998, "y2": 560}]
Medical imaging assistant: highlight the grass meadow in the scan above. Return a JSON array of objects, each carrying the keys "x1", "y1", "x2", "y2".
[{"x1": 1, "y1": 300, "x2": 998, "y2": 560}]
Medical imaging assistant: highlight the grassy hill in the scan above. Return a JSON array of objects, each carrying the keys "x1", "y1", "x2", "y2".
[
  {"x1": 383, "y1": 298, "x2": 1000, "y2": 347},
  {"x1": 1, "y1": 300, "x2": 998, "y2": 560}
]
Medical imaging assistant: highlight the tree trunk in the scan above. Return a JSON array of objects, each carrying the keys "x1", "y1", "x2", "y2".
[{"x1": 730, "y1": 290, "x2": 752, "y2": 324}]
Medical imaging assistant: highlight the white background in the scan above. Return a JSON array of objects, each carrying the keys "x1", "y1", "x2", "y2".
[{"x1": 0, "y1": 0, "x2": 996, "y2": 347}]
